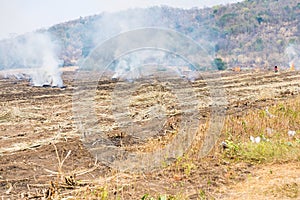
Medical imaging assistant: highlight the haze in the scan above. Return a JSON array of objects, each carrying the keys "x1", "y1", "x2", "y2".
[{"x1": 0, "y1": 0, "x2": 242, "y2": 40}]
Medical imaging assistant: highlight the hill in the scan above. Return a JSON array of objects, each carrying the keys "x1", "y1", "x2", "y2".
[{"x1": 1, "y1": 0, "x2": 300, "y2": 69}]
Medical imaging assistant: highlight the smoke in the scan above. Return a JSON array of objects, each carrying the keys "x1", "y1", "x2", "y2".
[
  {"x1": 0, "y1": 32, "x2": 63, "y2": 87},
  {"x1": 285, "y1": 44, "x2": 300, "y2": 70},
  {"x1": 111, "y1": 50, "x2": 190, "y2": 81},
  {"x1": 91, "y1": 8, "x2": 165, "y2": 44},
  {"x1": 81, "y1": 7, "x2": 212, "y2": 81}
]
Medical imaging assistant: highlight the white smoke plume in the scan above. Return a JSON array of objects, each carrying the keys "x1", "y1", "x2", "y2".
[
  {"x1": 0, "y1": 32, "x2": 63, "y2": 87},
  {"x1": 285, "y1": 44, "x2": 300, "y2": 70},
  {"x1": 111, "y1": 50, "x2": 192, "y2": 82},
  {"x1": 91, "y1": 8, "x2": 165, "y2": 45},
  {"x1": 83, "y1": 8, "x2": 204, "y2": 81}
]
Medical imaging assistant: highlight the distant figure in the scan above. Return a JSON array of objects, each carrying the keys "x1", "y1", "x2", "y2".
[{"x1": 274, "y1": 65, "x2": 278, "y2": 73}]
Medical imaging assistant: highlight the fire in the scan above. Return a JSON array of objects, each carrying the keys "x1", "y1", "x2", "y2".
[
  {"x1": 232, "y1": 66, "x2": 241, "y2": 72},
  {"x1": 290, "y1": 62, "x2": 295, "y2": 71}
]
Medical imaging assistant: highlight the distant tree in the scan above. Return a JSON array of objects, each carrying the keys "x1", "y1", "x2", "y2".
[
  {"x1": 256, "y1": 16, "x2": 263, "y2": 24},
  {"x1": 81, "y1": 37, "x2": 94, "y2": 57},
  {"x1": 254, "y1": 38, "x2": 264, "y2": 51},
  {"x1": 213, "y1": 58, "x2": 227, "y2": 70}
]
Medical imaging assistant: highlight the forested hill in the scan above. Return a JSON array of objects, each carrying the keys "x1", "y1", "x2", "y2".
[{"x1": 4, "y1": 0, "x2": 300, "y2": 69}]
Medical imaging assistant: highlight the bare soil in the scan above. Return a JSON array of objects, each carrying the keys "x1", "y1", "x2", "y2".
[{"x1": 0, "y1": 69, "x2": 300, "y2": 199}]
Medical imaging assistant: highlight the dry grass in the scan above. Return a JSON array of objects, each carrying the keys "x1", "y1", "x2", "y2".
[
  {"x1": 3, "y1": 73, "x2": 300, "y2": 199},
  {"x1": 39, "y1": 95, "x2": 300, "y2": 199},
  {"x1": 265, "y1": 182, "x2": 299, "y2": 199},
  {"x1": 221, "y1": 95, "x2": 300, "y2": 164}
]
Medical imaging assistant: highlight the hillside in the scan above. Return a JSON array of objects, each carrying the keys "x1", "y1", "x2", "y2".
[
  {"x1": 43, "y1": 0, "x2": 299, "y2": 68},
  {"x1": 0, "y1": 0, "x2": 299, "y2": 69}
]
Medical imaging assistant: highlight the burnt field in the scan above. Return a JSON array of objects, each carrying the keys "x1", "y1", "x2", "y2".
[{"x1": 0, "y1": 69, "x2": 300, "y2": 199}]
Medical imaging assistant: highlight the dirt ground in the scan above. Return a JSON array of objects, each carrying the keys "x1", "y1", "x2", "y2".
[
  {"x1": 218, "y1": 162, "x2": 300, "y2": 199},
  {"x1": 0, "y1": 69, "x2": 300, "y2": 199}
]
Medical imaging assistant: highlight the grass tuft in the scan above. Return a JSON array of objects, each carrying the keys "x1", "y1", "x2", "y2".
[{"x1": 221, "y1": 96, "x2": 300, "y2": 163}]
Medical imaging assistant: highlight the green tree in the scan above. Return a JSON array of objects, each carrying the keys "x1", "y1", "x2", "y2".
[{"x1": 213, "y1": 58, "x2": 227, "y2": 70}]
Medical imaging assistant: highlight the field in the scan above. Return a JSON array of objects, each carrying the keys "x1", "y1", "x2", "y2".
[{"x1": 0, "y1": 68, "x2": 300, "y2": 199}]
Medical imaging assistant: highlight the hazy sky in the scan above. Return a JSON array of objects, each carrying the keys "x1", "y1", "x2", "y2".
[{"x1": 0, "y1": 0, "x2": 242, "y2": 39}]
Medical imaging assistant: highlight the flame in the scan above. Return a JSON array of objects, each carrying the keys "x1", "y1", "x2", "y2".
[
  {"x1": 290, "y1": 62, "x2": 295, "y2": 71},
  {"x1": 232, "y1": 66, "x2": 241, "y2": 72}
]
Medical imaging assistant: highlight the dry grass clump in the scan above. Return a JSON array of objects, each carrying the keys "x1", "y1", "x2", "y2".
[
  {"x1": 0, "y1": 105, "x2": 46, "y2": 122},
  {"x1": 221, "y1": 96, "x2": 300, "y2": 163},
  {"x1": 265, "y1": 182, "x2": 299, "y2": 199}
]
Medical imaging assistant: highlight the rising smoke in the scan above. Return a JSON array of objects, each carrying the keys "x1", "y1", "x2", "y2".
[
  {"x1": 0, "y1": 32, "x2": 63, "y2": 87},
  {"x1": 81, "y1": 8, "x2": 213, "y2": 81},
  {"x1": 111, "y1": 50, "x2": 190, "y2": 81},
  {"x1": 285, "y1": 44, "x2": 300, "y2": 70}
]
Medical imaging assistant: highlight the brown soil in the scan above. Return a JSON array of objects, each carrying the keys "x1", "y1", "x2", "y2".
[{"x1": 0, "y1": 69, "x2": 299, "y2": 199}]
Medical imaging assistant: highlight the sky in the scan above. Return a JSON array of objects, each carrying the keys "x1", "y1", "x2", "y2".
[{"x1": 0, "y1": 0, "x2": 242, "y2": 40}]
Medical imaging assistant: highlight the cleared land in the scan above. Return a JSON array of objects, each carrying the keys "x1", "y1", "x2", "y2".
[{"x1": 0, "y1": 69, "x2": 299, "y2": 199}]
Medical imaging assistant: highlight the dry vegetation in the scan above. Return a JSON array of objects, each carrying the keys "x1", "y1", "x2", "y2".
[
  {"x1": 222, "y1": 99, "x2": 300, "y2": 163},
  {"x1": 0, "y1": 69, "x2": 300, "y2": 199}
]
